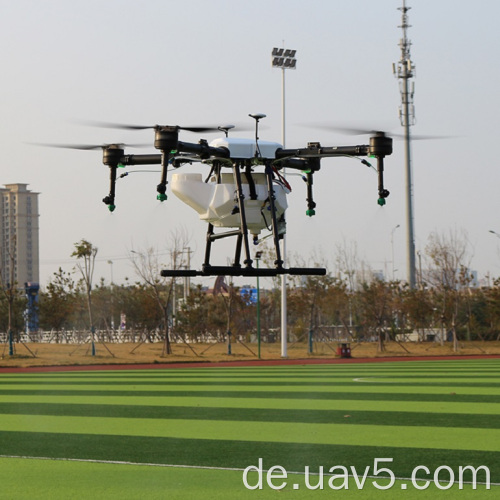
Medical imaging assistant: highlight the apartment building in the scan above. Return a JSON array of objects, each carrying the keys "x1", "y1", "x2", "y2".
[{"x1": 0, "y1": 183, "x2": 40, "y2": 286}]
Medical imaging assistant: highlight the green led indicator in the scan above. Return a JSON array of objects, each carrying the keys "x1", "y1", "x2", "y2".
[
  {"x1": 108, "y1": 204, "x2": 116, "y2": 212},
  {"x1": 306, "y1": 209, "x2": 316, "y2": 217},
  {"x1": 157, "y1": 193, "x2": 167, "y2": 202},
  {"x1": 117, "y1": 163, "x2": 125, "y2": 168},
  {"x1": 377, "y1": 198, "x2": 386, "y2": 206}
]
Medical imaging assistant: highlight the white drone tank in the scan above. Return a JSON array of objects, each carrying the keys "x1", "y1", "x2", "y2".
[
  {"x1": 170, "y1": 172, "x2": 289, "y2": 236},
  {"x1": 208, "y1": 137, "x2": 283, "y2": 159}
]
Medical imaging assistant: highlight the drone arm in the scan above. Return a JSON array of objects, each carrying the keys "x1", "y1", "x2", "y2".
[
  {"x1": 120, "y1": 154, "x2": 162, "y2": 166},
  {"x1": 277, "y1": 135, "x2": 393, "y2": 206},
  {"x1": 178, "y1": 140, "x2": 229, "y2": 159},
  {"x1": 276, "y1": 144, "x2": 370, "y2": 159},
  {"x1": 274, "y1": 158, "x2": 310, "y2": 171}
]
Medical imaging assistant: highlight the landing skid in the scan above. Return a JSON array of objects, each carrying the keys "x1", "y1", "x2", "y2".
[{"x1": 160, "y1": 265, "x2": 326, "y2": 278}]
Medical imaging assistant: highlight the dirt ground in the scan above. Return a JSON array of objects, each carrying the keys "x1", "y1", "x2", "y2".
[{"x1": 1, "y1": 339, "x2": 500, "y2": 369}]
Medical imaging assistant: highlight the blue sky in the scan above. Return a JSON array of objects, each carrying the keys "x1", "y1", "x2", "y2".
[{"x1": 1, "y1": 0, "x2": 499, "y2": 287}]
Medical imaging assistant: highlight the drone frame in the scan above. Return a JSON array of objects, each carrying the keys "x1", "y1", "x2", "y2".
[{"x1": 98, "y1": 126, "x2": 393, "y2": 278}]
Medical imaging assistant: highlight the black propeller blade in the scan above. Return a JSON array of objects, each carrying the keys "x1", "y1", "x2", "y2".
[
  {"x1": 31, "y1": 142, "x2": 150, "y2": 150},
  {"x1": 81, "y1": 120, "x2": 223, "y2": 133},
  {"x1": 306, "y1": 124, "x2": 453, "y2": 141},
  {"x1": 76, "y1": 119, "x2": 254, "y2": 134}
]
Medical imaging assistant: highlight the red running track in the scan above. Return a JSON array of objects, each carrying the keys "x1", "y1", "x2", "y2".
[{"x1": 1, "y1": 354, "x2": 499, "y2": 373}]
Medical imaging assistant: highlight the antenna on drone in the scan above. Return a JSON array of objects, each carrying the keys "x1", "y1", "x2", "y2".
[
  {"x1": 249, "y1": 113, "x2": 266, "y2": 157},
  {"x1": 393, "y1": 0, "x2": 417, "y2": 289},
  {"x1": 218, "y1": 125, "x2": 235, "y2": 138}
]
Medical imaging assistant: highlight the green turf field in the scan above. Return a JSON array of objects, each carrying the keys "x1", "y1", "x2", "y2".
[{"x1": 0, "y1": 359, "x2": 498, "y2": 498}]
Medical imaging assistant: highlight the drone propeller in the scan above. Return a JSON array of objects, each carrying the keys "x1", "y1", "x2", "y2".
[
  {"x1": 31, "y1": 142, "x2": 152, "y2": 212},
  {"x1": 31, "y1": 142, "x2": 150, "y2": 150},
  {"x1": 77, "y1": 119, "x2": 256, "y2": 135},
  {"x1": 316, "y1": 125, "x2": 390, "y2": 136},
  {"x1": 81, "y1": 120, "x2": 224, "y2": 133},
  {"x1": 307, "y1": 124, "x2": 452, "y2": 141}
]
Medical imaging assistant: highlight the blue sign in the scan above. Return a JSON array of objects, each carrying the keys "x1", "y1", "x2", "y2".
[{"x1": 240, "y1": 287, "x2": 257, "y2": 305}]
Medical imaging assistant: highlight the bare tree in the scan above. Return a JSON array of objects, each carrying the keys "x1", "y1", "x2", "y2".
[
  {"x1": 0, "y1": 235, "x2": 17, "y2": 355},
  {"x1": 71, "y1": 239, "x2": 100, "y2": 355},
  {"x1": 335, "y1": 239, "x2": 360, "y2": 292},
  {"x1": 425, "y1": 228, "x2": 474, "y2": 351},
  {"x1": 0, "y1": 235, "x2": 35, "y2": 358},
  {"x1": 334, "y1": 239, "x2": 377, "y2": 339},
  {"x1": 130, "y1": 231, "x2": 190, "y2": 355},
  {"x1": 288, "y1": 251, "x2": 334, "y2": 351}
]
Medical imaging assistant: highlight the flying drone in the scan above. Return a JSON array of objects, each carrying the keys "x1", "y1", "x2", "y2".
[{"x1": 67, "y1": 114, "x2": 393, "y2": 278}]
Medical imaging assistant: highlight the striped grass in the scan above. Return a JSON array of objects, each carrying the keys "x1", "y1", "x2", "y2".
[{"x1": 0, "y1": 359, "x2": 498, "y2": 498}]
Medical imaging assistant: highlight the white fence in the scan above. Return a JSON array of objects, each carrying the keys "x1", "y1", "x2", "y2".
[{"x1": 0, "y1": 329, "x2": 165, "y2": 344}]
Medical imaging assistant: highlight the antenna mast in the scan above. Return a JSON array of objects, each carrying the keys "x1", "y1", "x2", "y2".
[{"x1": 394, "y1": 0, "x2": 416, "y2": 289}]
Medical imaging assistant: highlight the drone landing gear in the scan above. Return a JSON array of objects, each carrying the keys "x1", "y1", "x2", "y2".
[
  {"x1": 160, "y1": 160, "x2": 326, "y2": 278},
  {"x1": 160, "y1": 266, "x2": 326, "y2": 278}
]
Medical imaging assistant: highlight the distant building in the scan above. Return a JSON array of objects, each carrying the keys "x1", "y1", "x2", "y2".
[
  {"x1": 0, "y1": 184, "x2": 40, "y2": 285},
  {"x1": 371, "y1": 269, "x2": 385, "y2": 282}
]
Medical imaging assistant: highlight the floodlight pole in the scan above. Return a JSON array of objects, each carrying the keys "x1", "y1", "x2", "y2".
[
  {"x1": 281, "y1": 64, "x2": 288, "y2": 360},
  {"x1": 281, "y1": 63, "x2": 286, "y2": 151},
  {"x1": 255, "y1": 251, "x2": 262, "y2": 359},
  {"x1": 107, "y1": 260, "x2": 114, "y2": 330},
  {"x1": 272, "y1": 46, "x2": 297, "y2": 358}
]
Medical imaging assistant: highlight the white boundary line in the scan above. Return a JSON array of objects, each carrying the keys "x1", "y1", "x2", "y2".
[
  {"x1": 0, "y1": 454, "x2": 497, "y2": 487},
  {"x1": 0, "y1": 454, "x2": 242, "y2": 472}
]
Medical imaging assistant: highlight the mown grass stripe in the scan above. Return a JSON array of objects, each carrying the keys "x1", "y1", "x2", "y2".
[
  {"x1": 0, "y1": 402, "x2": 498, "y2": 428},
  {"x1": 2, "y1": 359, "x2": 497, "y2": 377},
  {"x1": 1, "y1": 455, "x2": 496, "y2": 489},
  {"x1": 1, "y1": 394, "x2": 498, "y2": 415},
  {"x1": 1, "y1": 388, "x2": 499, "y2": 402},
  {"x1": 0, "y1": 413, "x2": 498, "y2": 451},
  {"x1": 3, "y1": 368, "x2": 499, "y2": 378},
  {"x1": 2, "y1": 382, "x2": 500, "y2": 394},
  {"x1": 3, "y1": 368, "x2": 500, "y2": 378},
  {"x1": 3, "y1": 376, "x2": 500, "y2": 387},
  {"x1": 0, "y1": 430, "x2": 498, "y2": 483}
]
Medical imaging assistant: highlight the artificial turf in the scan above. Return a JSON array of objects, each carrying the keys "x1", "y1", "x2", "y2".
[{"x1": 0, "y1": 359, "x2": 498, "y2": 498}]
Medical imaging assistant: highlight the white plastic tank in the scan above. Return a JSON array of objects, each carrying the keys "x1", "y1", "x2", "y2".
[{"x1": 170, "y1": 172, "x2": 288, "y2": 235}]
